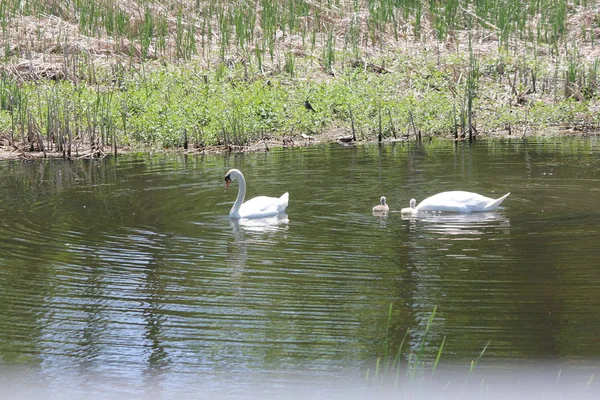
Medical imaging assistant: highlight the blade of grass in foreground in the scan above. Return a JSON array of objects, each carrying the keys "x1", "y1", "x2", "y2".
[{"x1": 369, "y1": 305, "x2": 445, "y2": 387}]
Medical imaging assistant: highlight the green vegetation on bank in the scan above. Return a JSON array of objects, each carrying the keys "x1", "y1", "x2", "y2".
[{"x1": 0, "y1": 1, "x2": 599, "y2": 155}]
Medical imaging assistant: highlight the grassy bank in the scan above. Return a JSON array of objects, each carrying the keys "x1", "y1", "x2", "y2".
[{"x1": 1, "y1": 1, "x2": 600, "y2": 158}]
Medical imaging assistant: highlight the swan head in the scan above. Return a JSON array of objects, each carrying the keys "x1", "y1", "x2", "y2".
[
  {"x1": 224, "y1": 168, "x2": 241, "y2": 189},
  {"x1": 380, "y1": 196, "x2": 387, "y2": 205},
  {"x1": 400, "y1": 198, "x2": 417, "y2": 215}
]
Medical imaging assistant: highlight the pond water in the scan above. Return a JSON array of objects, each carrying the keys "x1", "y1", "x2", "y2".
[{"x1": 1, "y1": 138, "x2": 600, "y2": 398}]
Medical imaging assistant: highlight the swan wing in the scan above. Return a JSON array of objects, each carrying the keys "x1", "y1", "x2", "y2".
[
  {"x1": 239, "y1": 193, "x2": 289, "y2": 219},
  {"x1": 415, "y1": 191, "x2": 509, "y2": 213},
  {"x1": 417, "y1": 191, "x2": 493, "y2": 212},
  {"x1": 417, "y1": 199, "x2": 470, "y2": 212}
]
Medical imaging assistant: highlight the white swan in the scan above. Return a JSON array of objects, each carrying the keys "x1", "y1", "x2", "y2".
[
  {"x1": 372, "y1": 196, "x2": 389, "y2": 214},
  {"x1": 224, "y1": 169, "x2": 289, "y2": 219},
  {"x1": 401, "y1": 191, "x2": 510, "y2": 215}
]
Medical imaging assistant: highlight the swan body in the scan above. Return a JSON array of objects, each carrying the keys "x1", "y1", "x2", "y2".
[
  {"x1": 225, "y1": 169, "x2": 289, "y2": 219},
  {"x1": 401, "y1": 191, "x2": 510, "y2": 215},
  {"x1": 372, "y1": 196, "x2": 389, "y2": 214}
]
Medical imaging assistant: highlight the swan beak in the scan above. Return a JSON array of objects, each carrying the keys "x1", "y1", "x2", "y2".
[{"x1": 224, "y1": 176, "x2": 231, "y2": 189}]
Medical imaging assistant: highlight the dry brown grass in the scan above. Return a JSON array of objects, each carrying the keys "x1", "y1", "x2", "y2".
[
  {"x1": 2, "y1": 2, "x2": 596, "y2": 86},
  {"x1": 0, "y1": 1, "x2": 593, "y2": 78},
  {"x1": 0, "y1": 0, "x2": 545, "y2": 82}
]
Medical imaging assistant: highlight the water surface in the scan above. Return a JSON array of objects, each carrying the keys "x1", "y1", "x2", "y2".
[{"x1": 1, "y1": 138, "x2": 600, "y2": 397}]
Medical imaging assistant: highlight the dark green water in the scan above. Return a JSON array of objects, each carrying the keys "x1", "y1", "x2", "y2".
[{"x1": 1, "y1": 138, "x2": 600, "y2": 397}]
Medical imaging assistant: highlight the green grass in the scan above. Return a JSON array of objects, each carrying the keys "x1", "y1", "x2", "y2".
[
  {"x1": 366, "y1": 305, "x2": 446, "y2": 387},
  {"x1": 1, "y1": 1, "x2": 600, "y2": 156},
  {"x1": 367, "y1": 304, "x2": 492, "y2": 392},
  {"x1": 1, "y1": 50, "x2": 599, "y2": 153}
]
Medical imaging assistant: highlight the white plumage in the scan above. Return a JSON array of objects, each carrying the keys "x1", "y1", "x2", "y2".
[{"x1": 401, "y1": 191, "x2": 510, "y2": 215}]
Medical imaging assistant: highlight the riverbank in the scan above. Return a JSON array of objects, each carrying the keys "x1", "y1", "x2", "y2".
[
  {"x1": 1, "y1": 1, "x2": 600, "y2": 160},
  {"x1": 3, "y1": 125, "x2": 596, "y2": 162}
]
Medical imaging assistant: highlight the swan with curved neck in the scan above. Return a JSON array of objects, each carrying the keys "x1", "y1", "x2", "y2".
[
  {"x1": 224, "y1": 169, "x2": 289, "y2": 219},
  {"x1": 372, "y1": 196, "x2": 389, "y2": 214},
  {"x1": 401, "y1": 191, "x2": 510, "y2": 215}
]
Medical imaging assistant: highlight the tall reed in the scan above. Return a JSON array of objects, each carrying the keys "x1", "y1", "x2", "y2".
[
  {"x1": 323, "y1": 28, "x2": 336, "y2": 75},
  {"x1": 367, "y1": 305, "x2": 446, "y2": 387},
  {"x1": 0, "y1": 0, "x2": 591, "y2": 69},
  {"x1": 140, "y1": 6, "x2": 154, "y2": 60}
]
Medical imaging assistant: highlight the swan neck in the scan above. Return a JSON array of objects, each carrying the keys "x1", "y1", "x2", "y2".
[{"x1": 230, "y1": 172, "x2": 246, "y2": 216}]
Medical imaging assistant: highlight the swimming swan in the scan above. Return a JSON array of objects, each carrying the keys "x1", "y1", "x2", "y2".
[
  {"x1": 224, "y1": 169, "x2": 289, "y2": 219},
  {"x1": 372, "y1": 196, "x2": 389, "y2": 214},
  {"x1": 401, "y1": 191, "x2": 510, "y2": 215}
]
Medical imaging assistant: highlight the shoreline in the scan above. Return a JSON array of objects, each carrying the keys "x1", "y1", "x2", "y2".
[{"x1": 2, "y1": 126, "x2": 598, "y2": 161}]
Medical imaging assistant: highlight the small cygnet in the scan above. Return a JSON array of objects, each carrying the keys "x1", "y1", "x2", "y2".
[{"x1": 372, "y1": 196, "x2": 389, "y2": 214}]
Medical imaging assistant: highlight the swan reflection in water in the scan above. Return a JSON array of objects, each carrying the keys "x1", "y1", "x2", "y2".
[
  {"x1": 229, "y1": 213, "x2": 290, "y2": 234},
  {"x1": 402, "y1": 211, "x2": 510, "y2": 236},
  {"x1": 227, "y1": 214, "x2": 289, "y2": 280}
]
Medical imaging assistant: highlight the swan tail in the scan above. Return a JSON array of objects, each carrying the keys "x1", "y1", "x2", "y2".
[
  {"x1": 484, "y1": 192, "x2": 510, "y2": 211},
  {"x1": 278, "y1": 192, "x2": 289, "y2": 212}
]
